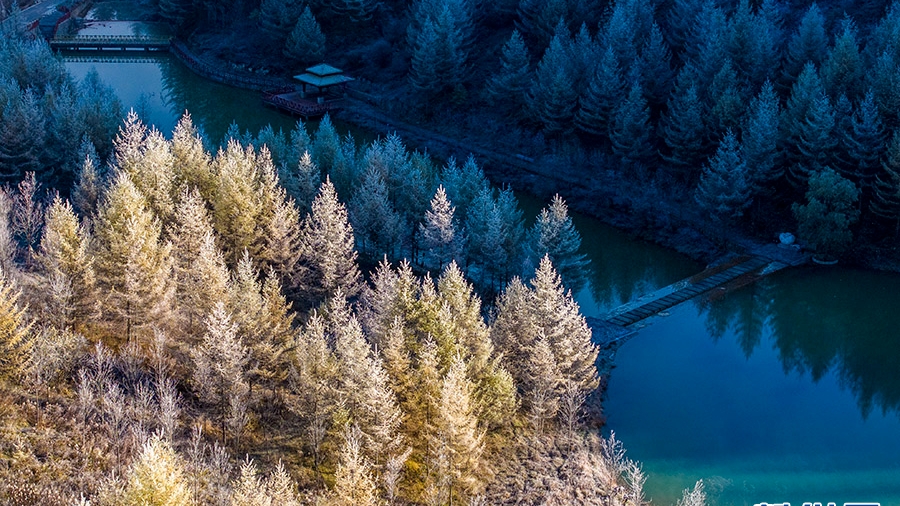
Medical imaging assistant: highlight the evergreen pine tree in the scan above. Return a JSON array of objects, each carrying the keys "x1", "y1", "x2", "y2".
[
  {"x1": 258, "y1": 0, "x2": 303, "y2": 42},
  {"x1": 821, "y1": 17, "x2": 863, "y2": 102},
  {"x1": 485, "y1": 30, "x2": 531, "y2": 119},
  {"x1": 636, "y1": 22, "x2": 674, "y2": 112},
  {"x1": 38, "y1": 196, "x2": 98, "y2": 330},
  {"x1": 843, "y1": 91, "x2": 886, "y2": 198},
  {"x1": 350, "y1": 166, "x2": 402, "y2": 259},
  {"x1": 419, "y1": 185, "x2": 464, "y2": 271},
  {"x1": 332, "y1": 425, "x2": 380, "y2": 506},
  {"x1": 170, "y1": 112, "x2": 213, "y2": 199},
  {"x1": 284, "y1": 6, "x2": 326, "y2": 65},
  {"x1": 71, "y1": 137, "x2": 104, "y2": 219},
  {"x1": 743, "y1": 81, "x2": 782, "y2": 199},
  {"x1": 0, "y1": 88, "x2": 44, "y2": 183},
  {"x1": 191, "y1": 301, "x2": 250, "y2": 446},
  {"x1": 694, "y1": 129, "x2": 751, "y2": 222},
  {"x1": 529, "y1": 31, "x2": 577, "y2": 136},
  {"x1": 870, "y1": 129, "x2": 900, "y2": 233},
  {"x1": 575, "y1": 46, "x2": 623, "y2": 138},
  {"x1": 660, "y1": 77, "x2": 708, "y2": 181},
  {"x1": 295, "y1": 178, "x2": 362, "y2": 306},
  {"x1": 781, "y1": 3, "x2": 828, "y2": 88},
  {"x1": 790, "y1": 93, "x2": 836, "y2": 191},
  {"x1": 93, "y1": 172, "x2": 174, "y2": 340},
  {"x1": 527, "y1": 194, "x2": 588, "y2": 293},
  {"x1": 0, "y1": 267, "x2": 32, "y2": 383},
  {"x1": 609, "y1": 83, "x2": 655, "y2": 169},
  {"x1": 121, "y1": 436, "x2": 194, "y2": 506},
  {"x1": 430, "y1": 353, "x2": 485, "y2": 503}
]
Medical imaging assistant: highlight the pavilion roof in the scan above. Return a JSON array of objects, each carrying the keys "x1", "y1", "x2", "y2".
[{"x1": 294, "y1": 64, "x2": 353, "y2": 88}]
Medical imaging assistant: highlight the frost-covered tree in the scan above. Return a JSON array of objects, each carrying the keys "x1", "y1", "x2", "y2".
[
  {"x1": 71, "y1": 137, "x2": 104, "y2": 219},
  {"x1": 191, "y1": 301, "x2": 250, "y2": 446},
  {"x1": 38, "y1": 196, "x2": 98, "y2": 330},
  {"x1": 350, "y1": 167, "x2": 402, "y2": 259},
  {"x1": 419, "y1": 185, "x2": 464, "y2": 271},
  {"x1": 284, "y1": 7, "x2": 326, "y2": 65},
  {"x1": 93, "y1": 171, "x2": 174, "y2": 340},
  {"x1": 694, "y1": 129, "x2": 751, "y2": 223},
  {"x1": 526, "y1": 195, "x2": 588, "y2": 293},
  {"x1": 0, "y1": 88, "x2": 44, "y2": 182},
  {"x1": 0, "y1": 267, "x2": 31, "y2": 383},
  {"x1": 121, "y1": 436, "x2": 194, "y2": 506},
  {"x1": 332, "y1": 425, "x2": 380, "y2": 506},
  {"x1": 295, "y1": 178, "x2": 362, "y2": 305},
  {"x1": 492, "y1": 257, "x2": 598, "y2": 421},
  {"x1": 429, "y1": 353, "x2": 485, "y2": 504}
]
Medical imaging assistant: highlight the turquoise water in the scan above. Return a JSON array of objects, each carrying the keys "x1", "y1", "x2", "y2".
[
  {"x1": 603, "y1": 267, "x2": 900, "y2": 505},
  {"x1": 63, "y1": 43, "x2": 900, "y2": 506}
]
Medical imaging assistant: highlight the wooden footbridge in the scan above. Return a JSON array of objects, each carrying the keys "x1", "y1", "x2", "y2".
[
  {"x1": 589, "y1": 249, "x2": 808, "y2": 344},
  {"x1": 50, "y1": 34, "x2": 172, "y2": 51}
]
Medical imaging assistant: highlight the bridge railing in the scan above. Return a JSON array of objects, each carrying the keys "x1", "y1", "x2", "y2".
[{"x1": 52, "y1": 34, "x2": 172, "y2": 43}]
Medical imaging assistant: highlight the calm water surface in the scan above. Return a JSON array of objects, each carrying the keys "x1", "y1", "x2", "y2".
[{"x1": 64, "y1": 38, "x2": 900, "y2": 506}]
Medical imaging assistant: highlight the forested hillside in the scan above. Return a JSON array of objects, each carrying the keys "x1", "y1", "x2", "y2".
[
  {"x1": 162, "y1": 0, "x2": 900, "y2": 261},
  {"x1": 0, "y1": 23, "x2": 693, "y2": 505}
]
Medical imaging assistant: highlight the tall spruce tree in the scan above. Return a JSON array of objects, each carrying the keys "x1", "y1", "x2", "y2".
[
  {"x1": 781, "y1": 3, "x2": 828, "y2": 89},
  {"x1": 419, "y1": 185, "x2": 464, "y2": 271},
  {"x1": 660, "y1": 78, "x2": 708, "y2": 182},
  {"x1": 609, "y1": 83, "x2": 655, "y2": 169},
  {"x1": 526, "y1": 194, "x2": 588, "y2": 296},
  {"x1": 575, "y1": 46, "x2": 623, "y2": 138},
  {"x1": 871, "y1": 130, "x2": 900, "y2": 233},
  {"x1": 694, "y1": 129, "x2": 751, "y2": 223},
  {"x1": 38, "y1": 196, "x2": 98, "y2": 330},
  {"x1": 485, "y1": 30, "x2": 532, "y2": 119},
  {"x1": 283, "y1": 7, "x2": 326, "y2": 65},
  {"x1": 294, "y1": 177, "x2": 362, "y2": 306},
  {"x1": 743, "y1": 81, "x2": 782, "y2": 199},
  {"x1": 821, "y1": 17, "x2": 863, "y2": 102},
  {"x1": 93, "y1": 171, "x2": 174, "y2": 340},
  {"x1": 530, "y1": 30, "x2": 577, "y2": 136}
]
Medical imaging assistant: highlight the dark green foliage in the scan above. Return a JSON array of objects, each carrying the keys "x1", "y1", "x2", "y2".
[
  {"x1": 781, "y1": 3, "x2": 828, "y2": 89},
  {"x1": 284, "y1": 7, "x2": 326, "y2": 65},
  {"x1": 793, "y1": 167, "x2": 859, "y2": 259},
  {"x1": 841, "y1": 92, "x2": 886, "y2": 196},
  {"x1": 821, "y1": 18, "x2": 863, "y2": 102},
  {"x1": 408, "y1": 6, "x2": 468, "y2": 97},
  {"x1": 575, "y1": 46, "x2": 622, "y2": 138},
  {"x1": 742, "y1": 81, "x2": 781, "y2": 198},
  {"x1": 529, "y1": 31, "x2": 577, "y2": 136},
  {"x1": 694, "y1": 129, "x2": 751, "y2": 222},
  {"x1": 660, "y1": 76, "x2": 707, "y2": 181},
  {"x1": 637, "y1": 22, "x2": 674, "y2": 111},
  {"x1": 870, "y1": 130, "x2": 900, "y2": 233},
  {"x1": 0, "y1": 88, "x2": 44, "y2": 183},
  {"x1": 484, "y1": 30, "x2": 531, "y2": 119},
  {"x1": 610, "y1": 83, "x2": 656, "y2": 169}
]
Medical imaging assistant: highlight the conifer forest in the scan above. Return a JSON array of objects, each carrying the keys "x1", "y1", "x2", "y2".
[{"x1": 2, "y1": 0, "x2": 900, "y2": 503}]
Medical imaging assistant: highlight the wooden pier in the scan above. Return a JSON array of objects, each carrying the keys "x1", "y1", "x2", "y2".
[
  {"x1": 596, "y1": 253, "x2": 800, "y2": 332},
  {"x1": 262, "y1": 90, "x2": 341, "y2": 118}
]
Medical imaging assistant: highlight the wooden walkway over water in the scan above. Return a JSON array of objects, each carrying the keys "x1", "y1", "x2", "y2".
[{"x1": 589, "y1": 248, "x2": 808, "y2": 346}]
